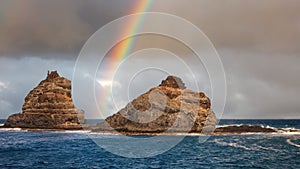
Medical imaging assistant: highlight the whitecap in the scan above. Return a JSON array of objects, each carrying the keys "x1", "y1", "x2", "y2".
[
  {"x1": 287, "y1": 138, "x2": 300, "y2": 148},
  {"x1": 253, "y1": 144, "x2": 282, "y2": 152},
  {"x1": 262, "y1": 125, "x2": 278, "y2": 130},
  {"x1": 280, "y1": 127, "x2": 300, "y2": 131},
  {"x1": 215, "y1": 124, "x2": 245, "y2": 128},
  {"x1": 64, "y1": 130, "x2": 91, "y2": 134},
  {"x1": 276, "y1": 128, "x2": 300, "y2": 135},
  {"x1": 173, "y1": 133, "x2": 204, "y2": 136},
  {"x1": 88, "y1": 132, "x2": 122, "y2": 136},
  {"x1": 214, "y1": 139, "x2": 252, "y2": 151},
  {"x1": 0, "y1": 127, "x2": 27, "y2": 132}
]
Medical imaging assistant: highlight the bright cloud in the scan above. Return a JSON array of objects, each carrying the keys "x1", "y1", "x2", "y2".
[
  {"x1": 0, "y1": 81, "x2": 7, "y2": 91},
  {"x1": 97, "y1": 80, "x2": 121, "y2": 89}
]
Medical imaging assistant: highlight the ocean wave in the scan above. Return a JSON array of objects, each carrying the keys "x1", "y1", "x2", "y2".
[
  {"x1": 217, "y1": 124, "x2": 280, "y2": 129},
  {"x1": 216, "y1": 124, "x2": 300, "y2": 135},
  {"x1": 0, "y1": 127, "x2": 27, "y2": 132},
  {"x1": 0, "y1": 128, "x2": 93, "y2": 134},
  {"x1": 276, "y1": 131, "x2": 300, "y2": 135},
  {"x1": 253, "y1": 144, "x2": 282, "y2": 152},
  {"x1": 216, "y1": 124, "x2": 245, "y2": 128},
  {"x1": 214, "y1": 139, "x2": 285, "y2": 152},
  {"x1": 89, "y1": 132, "x2": 120, "y2": 135},
  {"x1": 56, "y1": 130, "x2": 91, "y2": 134},
  {"x1": 242, "y1": 131, "x2": 300, "y2": 136},
  {"x1": 0, "y1": 126, "x2": 299, "y2": 136},
  {"x1": 280, "y1": 127, "x2": 300, "y2": 131},
  {"x1": 214, "y1": 139, "x2": 252, "y2": 151},
  {"x1": 174, "y1": 133, "x2": 205, "y2": 136},
  {"x1": 218, "y1": 123, "x2": 299, "y2": 129},
  {"x1": 262, "y1": 125, "x2": 278, "y2": 130},
  {"x1": 286, "y1": 138, "x2": 300, "y2": 148}
]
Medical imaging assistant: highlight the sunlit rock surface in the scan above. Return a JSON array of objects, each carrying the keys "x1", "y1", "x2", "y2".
[
  {"x1": 95, "y1": 76, "x2": 217, "y2": 134},
  {"x1": 4, "y1": 71, "x2": 85, "y2": 129}
]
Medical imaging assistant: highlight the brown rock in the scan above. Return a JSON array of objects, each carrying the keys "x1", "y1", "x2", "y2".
[
  {"x1": 4, "y1": 71, "x2": 86, "y2": 129},
  {"x1": 214, "y1": 125, "x2": 276, "y2": 134},
  {"x1": 159, "y1": 76, "x2": 186, "y2": 89},
  {"x1": 95, "y1": 76, "x2": 217, "y2": 134}
]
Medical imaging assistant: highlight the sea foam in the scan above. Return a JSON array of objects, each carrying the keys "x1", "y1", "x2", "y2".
[{"x1": 287, "y1": 138, "x2": 300, "y2": 148}]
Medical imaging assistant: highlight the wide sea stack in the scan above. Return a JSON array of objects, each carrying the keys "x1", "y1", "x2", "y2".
[
  {"x1": 95, "y1": 76, "x2": 217, "y2": 134},
  {"x1": 4, "y1": 71, "x2": 85, "y2": 129}
]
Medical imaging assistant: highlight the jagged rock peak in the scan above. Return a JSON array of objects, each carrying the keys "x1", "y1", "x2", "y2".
[
  {"x1": 46, "y1": 70, "x2": 60, "y2": 80},
  {"x1": 159, "y1": 76, "x2": 186, "y2": 89}
]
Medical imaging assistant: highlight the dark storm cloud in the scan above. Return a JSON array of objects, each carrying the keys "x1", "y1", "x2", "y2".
[
  {"x1": 1, "y1": 0, "x2": 299, "y2": 59},
  {"x1": 0, "y1": 0, "x2": 140, "y2": 59},
  {"x1": 0, "y1": 0, "x2": 87, "y2": 58},
  {"x1": 154, "y1": 0, "x2": 300, "y2": 55}
]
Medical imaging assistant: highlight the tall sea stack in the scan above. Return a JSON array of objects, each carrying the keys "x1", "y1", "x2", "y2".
[
  {"x1": 95, "y1": 76, "x2": 217, "y2": 134},
  {"x1": 4, "y1": 71, "x2": 85, "y2": 129}
]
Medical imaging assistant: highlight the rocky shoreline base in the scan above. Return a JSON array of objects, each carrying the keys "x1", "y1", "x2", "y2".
[{"x1": 1, "y1": 124, "x2": 299, "y2": 136}]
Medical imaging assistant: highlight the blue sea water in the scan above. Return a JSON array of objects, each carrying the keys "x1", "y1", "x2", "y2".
[{"x1": 0, "y1": 119, "x2": 299, "y2": 168}]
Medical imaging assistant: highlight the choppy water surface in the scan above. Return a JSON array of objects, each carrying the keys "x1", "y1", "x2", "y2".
[{"x1": 0, "y1": 119, "x2": 299, "y2": 168}]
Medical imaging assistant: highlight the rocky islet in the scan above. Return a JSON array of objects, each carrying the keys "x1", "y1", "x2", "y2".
[
  {"x1": 94, "y1": 76, "x2": 217, "y2": 134},
  {"x1": 4, "y1": 71, "x2": 86, "y2": 129}
]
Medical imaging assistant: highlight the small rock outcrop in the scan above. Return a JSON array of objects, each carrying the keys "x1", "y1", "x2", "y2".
[
  {"x1": 159, "y1": 76, "x2": 186, "y2": 89},
  {"x1": 95, "y1": 76, "x2": 217, "y2": 134},
  {"x1": 214, "y1": 125, "x2": 276, "y2": 134},
  {"x1": 4, "y1": 71, "x2": 86, "y2": 129}
]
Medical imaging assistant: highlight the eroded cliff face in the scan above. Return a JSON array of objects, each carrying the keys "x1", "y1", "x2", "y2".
[
  {"x1": 95, "y1": 76, "x2": 217, "y2": 134},
  {"x1": 4, "y1": 71, "x2": 85, "y2": 129}
]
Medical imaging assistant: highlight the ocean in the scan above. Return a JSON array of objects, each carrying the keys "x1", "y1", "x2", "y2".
[{"x1": 0, "y1": 119, "x2": 299, "y2": 168}]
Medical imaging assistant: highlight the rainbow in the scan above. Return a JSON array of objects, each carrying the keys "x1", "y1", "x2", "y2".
[
  {"x1": 111, "y1": 0, "x2": 153, "y2": 62},
  {"x1": 97, "y1": 1, "x2": 154, "y2": 117}
]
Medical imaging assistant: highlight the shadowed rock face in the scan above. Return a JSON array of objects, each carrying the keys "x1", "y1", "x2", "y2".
[
  {"x1": 95, "y1": 76, "x2": 217, "y2": 134},
  {"x1": 4, "y1": 71, "x2": 85, "y2": 129}
]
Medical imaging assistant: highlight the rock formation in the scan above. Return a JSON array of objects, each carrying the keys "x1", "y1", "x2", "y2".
[
  {"x1": 159, "y1": 76, "x2": 186, "y2": 89},
  {"x1": 214, "y1": 125, "x2": 276, "y2": 134},
  {"x1": 4, "y1": 71, "x2": 85, "y2": 129},
  {"x1": 95, "y1": 76, "x2": 217, "y2": 134}
]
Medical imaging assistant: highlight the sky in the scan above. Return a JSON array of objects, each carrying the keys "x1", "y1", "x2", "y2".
[{"x1": 0, "y1": 0, "x2": 300, "y2": 119}]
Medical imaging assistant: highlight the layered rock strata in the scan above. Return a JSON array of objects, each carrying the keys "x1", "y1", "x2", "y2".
[
  {"x1": 4, "y1": 71, "x2": 85, "y2": 129},
  {"x1": 95, "y1": 76, "x2": 217, "y2": 134}
]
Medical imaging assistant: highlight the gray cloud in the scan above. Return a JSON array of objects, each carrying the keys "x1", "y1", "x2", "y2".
[
  {"x1": 0, "y1": 0, "x2": 143, "y2": 59},
  {"x1": 154, "y1": 0, "x2": 300, "y2": 55},
  {"x1": 0, "y1": 0, "x2": 92, "y2": 58},
  {"x1": 1, "y1": 0, "x2": 300, "y2": 58}
]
